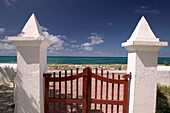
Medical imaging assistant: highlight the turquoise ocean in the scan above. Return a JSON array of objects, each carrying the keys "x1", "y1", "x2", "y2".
[{"x1": 0, "y1": 56, "x2": 170, "y2": 65}]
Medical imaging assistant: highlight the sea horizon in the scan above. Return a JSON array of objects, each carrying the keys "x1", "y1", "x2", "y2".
[
  {"x1": 1, "y1": 55, "x2": 170, "y2": 58},
  {"x1": 0, "y1": 56, "x2": 170, "y2": 65}
]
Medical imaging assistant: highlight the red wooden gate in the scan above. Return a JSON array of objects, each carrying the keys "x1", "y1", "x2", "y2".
[{"x1": 43, "y1": 67, "x2": 131, "y2": 113}]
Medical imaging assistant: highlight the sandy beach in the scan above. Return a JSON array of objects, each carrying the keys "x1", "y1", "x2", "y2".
[
  {"x1": 0, "y1": 84, "x2": 14, "y2": 113},
  {"x1": 47, "y1": 64, "x2": 127, "y2": 71}
]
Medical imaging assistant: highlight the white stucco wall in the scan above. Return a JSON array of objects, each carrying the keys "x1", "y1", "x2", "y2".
[
  {"x1": 110, "y1": 66, "x2": 170, "y2": 86},
  {"x1": 157, "y1": 66, "x2": 170, "y2": 86},
  {"x1": 0, "y1": 64, "x2": 169, "y2": 86},
  {"x1": 0, "y1": 63, "x2": 17, "y2": 85}
]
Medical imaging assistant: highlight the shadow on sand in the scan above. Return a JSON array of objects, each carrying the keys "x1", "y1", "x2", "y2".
[{"x1": 0, "y1": 85, "x2": 14, "y2": 113}]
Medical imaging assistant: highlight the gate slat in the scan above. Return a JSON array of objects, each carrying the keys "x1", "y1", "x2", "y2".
[
  {"x1": 106, "y1": 71, "x2": 109, "y2": 113},
  {"x1": 123, "y1": 79, "x2": 129, "y2": 113},
  {"x1": 86, "y1": 68, "x2": 92, "y2": 113},
  {"x1": 82, "y1": 69, "x2": 87, "y2": 113},
  {"x1": 65, "y1": 70, "x2": 67, "y2": 113},
  {"x1": 71, "y1": 69, "x2": 73, "y2": 113},
  {"x1": 45, "y1": 77, "x2": 50, "y2": 113},
  {"x1": 94, "y1": 68, "x2": 98, "y2": 113},
  {"x1": 76, "y1": 68, "x2": 79, "y2": 113},
  {"x1": 100, "y1": 70, "x2": 103, "y2": 113},
  {"x1": 59, "y1": 71, "x2": 61, "y2": 113},
  {"x1": 111, "y1": 73, "x2": 115, "y2": 113},
  {"x1": 117, "y1": 74, "x2": 120, "y2": 113},
  {"x1": 53, "y1": 72, "x2": 56, "y2": 113}
]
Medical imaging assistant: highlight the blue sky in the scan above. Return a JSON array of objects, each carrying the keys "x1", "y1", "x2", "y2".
[{"x1": 0, "y1": 0, "x2": 170, "y2": 57}]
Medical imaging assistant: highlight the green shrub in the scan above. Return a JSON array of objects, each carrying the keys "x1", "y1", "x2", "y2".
[
  {"x1": 118, "y1": 66, "x2": 121, "y2": 70},
  {"x1": 156, "y1": 84, "x2": 170, "y2": 113},
  {"x1": 55, "y1": 61, "x2": 58, "y2": 65},
  {"x1": 164, "y1": 61, "x2": 169, "y2": 66},
  {"x1": 108, "y1": 63, "x2": 113, "y2": 65},
  {"x1": 10, "y1": 75, "x2": 14, "y2": 83}
]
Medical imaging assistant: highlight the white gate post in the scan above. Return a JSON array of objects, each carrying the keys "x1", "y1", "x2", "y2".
[
  {"x1": 122, "y1": 16, "x2": 168, "y2": 113},
  {"x1": 8, "y1": 14, "x2": 52, "y2": 113}
]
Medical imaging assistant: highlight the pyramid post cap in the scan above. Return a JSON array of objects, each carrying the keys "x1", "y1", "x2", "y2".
[
  {"x1": 8, "y1": 13, "x2": 53, "y2": 46},
  {"x1": 19, "y1": 13, "x2": 44, "y2": 38},
  {"x1": 127, "y1": 16, "x2": 159, "y2": 42}
]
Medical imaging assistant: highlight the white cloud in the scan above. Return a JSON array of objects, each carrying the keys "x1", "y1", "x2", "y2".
[
  {"x1": 65, "y1": 48, "x2": 69, "y2": 51},
  {"x1": 70, "y1": 40, "x2": 77, "y2": 43},
  {"x1": 83, "y1": 46, "x2": 93, "y2": 51},
  {"x1": 0, "y1": 42, "x2": 15, "y2": 50},
  {"x1": 41, "y1": 25, "x2": 65, "y2": 42},
  {"x1": 43, "y1": 31, "x2": 65, "y2": 51},
  {"x1": 140, "y1": 6, "x2": 149, "y2": 9},
  {"x1": 106, "y1": 23, "x2": 113, "y2": 26},
  {"x1": 88, "y1": 33, "x2": 104, "y2": 45},
  {"x1": 57, "y1": 35, "x2": 67, "y2": 39},
  {"x1": 64, "y1": 48, "x2": 73, "y2": 52},
  {"x1": 43, "y1": 31, "x2": 64, "y2": 43},
  {"x1": 0, "y1": 25, "x2": 65, "y2": 55},
  {"x1": 40, "y1": 26, "x2": 49, "y2": 31},
  {"x1": 71, "y1": 44, "x2": 79, "y2": 48},
  {"x1": 0, "y1": 34, "x2": 16, "y2": 55},
  {"x1": 4, "y1": 0, "x2": 17, "y2": 6},
  {"x1": 48, "y1": 43, "x2": 64, "y2": 51},
  {"x1": 1, "y1": 36, "x2": 9, "y2": 42},
  {"x1": 0, "y1": 36, "x2": 16, "y2": 52},
  {"x1": 81, "y1": 42, "x2": 91, "y2": 47},
  {"x1": 0, "y1": 28, "x2": 5, "y2": 34},
  {"x1": 81, "y1": 33, "x2": 104, "y2": 51},
  {"x1": 75, "y1": 45, "x2": 79, "y2": 48},
  {"x1": 135, "y1": 6, "x2": 161, "y2": 15},
  {"x1": 39, "y1": 26, "x2": 67, "y2": 53},
  {"x1": 65, "y1": 43, "x2": 69, "y2": 46},
  {"x1": 71, "y1": 45, "x2": 75, "y2": 48}
]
